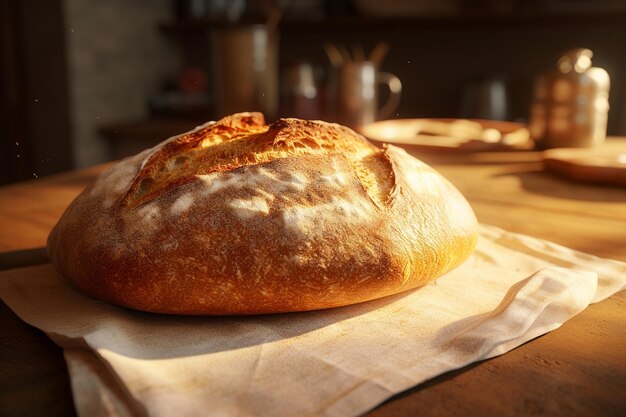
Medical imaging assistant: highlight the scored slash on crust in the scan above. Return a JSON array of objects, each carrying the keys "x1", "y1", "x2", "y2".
[{"x1": 120, "y1": 112, "x2": 397, "y2": 210}]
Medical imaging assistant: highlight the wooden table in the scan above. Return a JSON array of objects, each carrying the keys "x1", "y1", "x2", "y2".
[{"x1": 1, "y1": 141, "x2": 625, "y2": 416}]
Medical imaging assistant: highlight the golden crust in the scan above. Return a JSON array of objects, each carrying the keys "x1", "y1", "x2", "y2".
[{"x1": 47, "y1": 113, "x2": 478, "y2": 315}]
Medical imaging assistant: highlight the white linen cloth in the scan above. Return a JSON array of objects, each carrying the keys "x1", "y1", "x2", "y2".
[{"x1": 1, "y1": 224, "x2": 624, "y2": 417}]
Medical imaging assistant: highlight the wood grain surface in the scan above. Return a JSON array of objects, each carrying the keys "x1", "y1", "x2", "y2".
[{"x1": 0, "y1": 140, "x2": 625, "y2": 417}]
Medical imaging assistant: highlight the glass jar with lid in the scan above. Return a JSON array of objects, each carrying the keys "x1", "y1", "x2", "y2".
[{"x1": 529, "y1": 48, "x2": 610, "y2": 149}]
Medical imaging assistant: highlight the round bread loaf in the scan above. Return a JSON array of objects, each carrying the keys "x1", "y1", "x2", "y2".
[{"x1": 48, "y1": 112, "x2": 478, "y2": 315}]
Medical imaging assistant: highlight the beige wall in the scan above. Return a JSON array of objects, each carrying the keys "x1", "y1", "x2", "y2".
[{"x1": 64, "y1": 0, "x2": 178, "y2": 168}]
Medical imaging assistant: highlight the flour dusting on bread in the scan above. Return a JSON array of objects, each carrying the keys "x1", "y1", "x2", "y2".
[{"x1": 229, "y1": 197, "x2": 271, "y2": 219}]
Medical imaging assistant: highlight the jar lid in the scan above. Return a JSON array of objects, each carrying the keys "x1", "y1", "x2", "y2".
[{"x1": 557, "y1": 48, "x2": 593, "y2": 74}]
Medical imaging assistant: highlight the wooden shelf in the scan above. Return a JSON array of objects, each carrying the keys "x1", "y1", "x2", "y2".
[
  {"x1": 99, "y1": 117, "x2": 207, "y2": 159},
  {"x1": 159, "y1": 10, "x2": 626, "y2": 35}
]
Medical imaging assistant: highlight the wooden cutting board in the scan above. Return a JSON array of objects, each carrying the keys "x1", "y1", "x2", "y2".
[{"x1": 543, "y1": 146, "x2": 626, "y2": 187}]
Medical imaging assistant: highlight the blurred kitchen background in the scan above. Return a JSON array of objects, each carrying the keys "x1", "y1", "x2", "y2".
[{"x1": 2, "y1": 0, "x2": 626, "y2": 184}]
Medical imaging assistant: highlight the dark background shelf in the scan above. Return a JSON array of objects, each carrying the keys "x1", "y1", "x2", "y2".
[
  {"x1": 159, "y1": 10, "x2": 626, "y2": 33},
  {"x1": 3, "y1": 0, "x2": 626, "y2": 184},
  {"x1": 144, "y1": 9, "x2": 626, "y2": 147}
]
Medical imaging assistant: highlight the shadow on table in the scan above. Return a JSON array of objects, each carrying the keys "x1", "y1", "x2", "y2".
[{"x1": 492, "y1": 167, "x2": 626, "y2": 202}]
